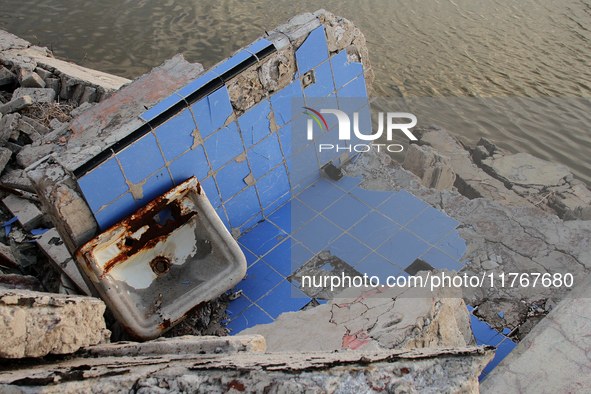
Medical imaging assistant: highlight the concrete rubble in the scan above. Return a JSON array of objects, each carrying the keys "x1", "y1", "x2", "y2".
[
  {"x1": 0, "y1": 289, "x2": 110, "y2": 358},
  {"x1": 0, "y1": 8, "x2": 587, "y2": 393},
  {"x1": 240, "y1": 273, "x2": 474, "y2": 352},
  {"x1": 344, "y1": 140, "x2": 591, "y2": 340}
]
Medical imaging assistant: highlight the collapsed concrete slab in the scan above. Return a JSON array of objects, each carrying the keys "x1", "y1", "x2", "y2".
[
  {"x1": 343, "y1": 146, "x2": 591, "y2": 340},
  {"x1": 0, "y1": 289, "x2": 110, "y2": 358},
  {"x1": 240, "y1": 275, "x2": 474, "y2": 353},
  {"x1": 0, "y1": 345, "x2": 493, "y2": 393}
]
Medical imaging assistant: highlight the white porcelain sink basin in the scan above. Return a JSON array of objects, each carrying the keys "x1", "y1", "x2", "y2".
[{"x1": 75, "y1": 177, "x2": 246, "y2": 340}]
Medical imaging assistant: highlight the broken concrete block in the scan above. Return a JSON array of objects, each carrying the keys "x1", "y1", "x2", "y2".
[
  {"x1": 241, "y1": 277, "x2": 474, "y2": 352},
  {"x1": 0, "y1": 67, "x2": 17, "y2": 87},
  {"x1": 0, "y1": 147, "x2": 12, "y2": 173},
  {"x1": 2, "y1": 194, "x2": 44, "y2": 231},
  {"x1": 472, "y1": 144, "x2": 490, "y2": 166},
  {"x1": 19, "y1": 115, "x2": 50, "y2": 135},
  {"x1": 403, "y1": 144, "x2": 456, "y2": 191},
  {"x1": 37, "y1": 228, "x2": 92, "y2": 296},
  {"x1": 12, "y1": 87, "x2": 55, "y2": 104},
  {"x1": 16, "y1": 118, "x2": 41, "y2": 141},
  {"x1": 0, "y1": 289, "x2": 110, "y2": 358},
  {"x1": 4, "y1": 142, "x2": 22, "y2": 154},
  {"x1": 0, "y1": 112, "x2": 20, "y2": 143},
  {"x1": 16, "y1": 143, "x2": 55, "y2": 168},
  {"x1": 34, "y1": 67, "x2": 52, "y2": 80},
  {"x1": 86, "y1": 335, "x2": 266, "y2": 357},
  {"x1": 80, "y1": 85, "x2": 97, "y2": 103},
  {"x1": 19, "y1": 71, "x2": 46, "y2": 88},
  {"x1": 1, "y1": 168, "x2": 35, "y2": 193},
  {"x1": 45, "y1": 77, "x2": 60, "y2": 94},
  {"x1": 0, "y1": 95, "x2": 33, "y2": 116},
  {"x1": 481, "y1": 152, "x2": 571, "y2": 188},
  {"x1": 0, "y1": 242, "x2": 19, "y2": 270}
]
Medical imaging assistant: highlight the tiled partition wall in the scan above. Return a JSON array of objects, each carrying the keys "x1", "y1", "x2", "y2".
[{"x1": 76, "y1": 24, "x2": 367, "y2": 233}]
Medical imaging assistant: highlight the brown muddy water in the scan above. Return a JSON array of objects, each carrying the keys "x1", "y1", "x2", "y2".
[{"x1": 2, "y1": 0, "x2": 591, "y2": 184}]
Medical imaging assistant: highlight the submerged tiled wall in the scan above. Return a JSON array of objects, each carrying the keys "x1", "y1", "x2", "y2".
[{"x1": 76, "y1": 24, "x2": 368, "y2": 233}]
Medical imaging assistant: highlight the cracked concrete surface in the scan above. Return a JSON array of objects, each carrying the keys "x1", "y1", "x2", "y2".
[
  {"x1": 343, "y1": 145, "x2": 591, "y2": 340},
  {"x1": 239, "y1": 273, "x2": 474, "y2": 353}
]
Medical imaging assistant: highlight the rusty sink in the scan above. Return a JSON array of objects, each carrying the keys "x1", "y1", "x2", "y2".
[{"x1": 75, "y1": 177, "x2": 246, "y2": 340}]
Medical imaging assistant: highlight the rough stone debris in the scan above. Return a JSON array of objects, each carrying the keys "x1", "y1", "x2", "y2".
[
  {"x1": 2, "y1": 194, "x2": 44, "y2": 231},
  {"x1": 241, "y1": 273, "x2": 474, "y2": 353},
  {"x1": 0, "y1": 289, "x2": 110, "y2": 358},
  {"x1": 403, "y1": 143, "x2": 456, "y2": 191}
]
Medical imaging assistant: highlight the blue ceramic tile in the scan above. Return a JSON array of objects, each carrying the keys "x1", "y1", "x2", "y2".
[
  {"x1": 406, "y1": 206, "x2": 459, "y2": 244},
  {"x1": 212, "y1": 50, "x2": 251, "y2": 76},
  {"x1": 94, "y1": 192, "x2": 138, "y2": 230},
  {"x1": 140, "y1": 94, "x2": 183, "y2": 122},
  {"x1": 322, "y1": 194, "x2": 372, "y2": 230},
  {"x1": 355, "y1": 253, "x2": 403, "y2": 286},
  {"x1": 291, "y1": 170, "x2": 320, "y2": 197},
  {"x1": 191, "y1": 86, "x2": 233, "y2": 139},
  {"x1": 327, "y1": 233, "x2": 372, "y2": 267},
  {"x1": 247, "y1": 133, "x2": 283, "y2": 179},
  {"x1": 350, "y1": 186, "x2": 391, "y2": 208},
  {"x1": 238, "y1": 99, "x2": 272, "y2": 149},
  {"x1": 267, "y1": 200, "x2": 291, "y2": 233},
  {"x1": 225, "y1": 186, "x2": 261, "y2": 229},
  {"x1": 377, "y1": 190, "x2": 429, "y2": 226},
  {"x1": 467, "y1": 305, "x2": 475, "y2": 312},
  {"x1": 377, "y1": 229, "x2": 431, "y2": 269},
  {"x1": 349, "y1": 105, "x2": 372, "y2": 146},
  {"x1": 216, "y1": 206, "x2": 231, "y2": 232},
  {"x1": 329, "y1": 175, "x2": 362, "y2": 192},
  {"x1": 239, "y1": 220, "x2": 287, "y2": 257},
  {"x1": 256, "y1": 164, "x2": 291, "y2": 209},
  {"x1": 290, "y1": 198, "x2": 317, "y2": 232},
  {"x1": 436, "y1": 232, "x2": 467, "y2": 261},
  {"x1": 288, "y1": 114, "x2": 313, "y2": 155},
  {"x1": 135, "y1": 168, "x2": 174, "y2": 207},
  {"x1": 236, "y1": 260, "x2": 283, "y2": 302},
  {"x1": 242, "y1": 212, "x2": 264, "y2": 233},
  {"x1": 204, "y1": 123, "x2": 244, "y2": 171},
  {"x1": 502, "y1": 328, "x2": 512, "y2": 335},
  {"x1": 291, "y1": 240, "x2": 314, "y2": 272},
  {"x1": 246, "y1": 39, "x2": 273, "y2": 54},
  {"x1": 316, "y1": 127, "x2": 342, "y2": 166},
  {"x1": 176, "y1": 72, "x2": 218, "y2": 98},
  {"x1": 226, "y1": 293, "x2": 253, "y2": 319},
  {"x1": 263, "y1": 192, "x2": 291, "y2": 217},
  {"x1": 257, "y1": 280, "x2": 311, "y2": 318},
  {"x1": 479, "y1": 373, "x2": 487, "y2": 383},
  {"x1": 338, "y1": 79, "x2": 369, "y2": 116},
  {"x1": 296, "y1": 178, "x2": 345, "y2": 213},
  {"x1": 304, "y1": 60, "x2": 335, "y2": 101},
  {"x1": 420, "y1": 248, "x2": 464, "y2": 272},
  {"x1": 227, "y1": 304, "x2": 273, "y2": 334},
  {"x1": 215, "y1": 159, "x2": 251, "y2": 201},
  {"x1": 295, "y1": 26, "x2": 329, "y2": 75},
  {"x1": 154, "y1": 108, "x2": 197, "y2": 162},
  {"x1": 117, "y1": 133, "x2": 165, "y2": 184},
  {"x1": 239, "y1": 244, "x2": 259, "y2": 267},
  {"x1": 349, "y1": 211, "x2": 400, "y2": 250},
  {"x1": 292, "y1": 215, "x2": 342, "y2": 254},
  {"x1": 470, "y1": 315, "x2": 504, "y2": 346},
  {"x1": 331, "y1": 50, "x2": 364, "y2": 90},
  {"x1": 278, "y1": 123, "x2": 292, "y2": 158},
  {"x1": 168, "y1": 145, "x2": 210, "y2": 185},
  {"x1": 200, "y1": 177, "x2": 222, "y2": 209},
  {"x1": 270, "y1": 79, "x2": 304, "y2": 127},
  {"x1": 78, "y1": 157, "x2": 128, "y2": 214},
  {"x1": 261, "y1": 239, "x2": 291, "y2": 277},
  {"x1": 311, "y1": 95, "x2": 339, "y2": 132}
]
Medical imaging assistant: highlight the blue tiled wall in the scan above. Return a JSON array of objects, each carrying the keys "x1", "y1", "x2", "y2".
[{"x1": 77, "y1": 25, "x2": 367, "y2": 232}]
